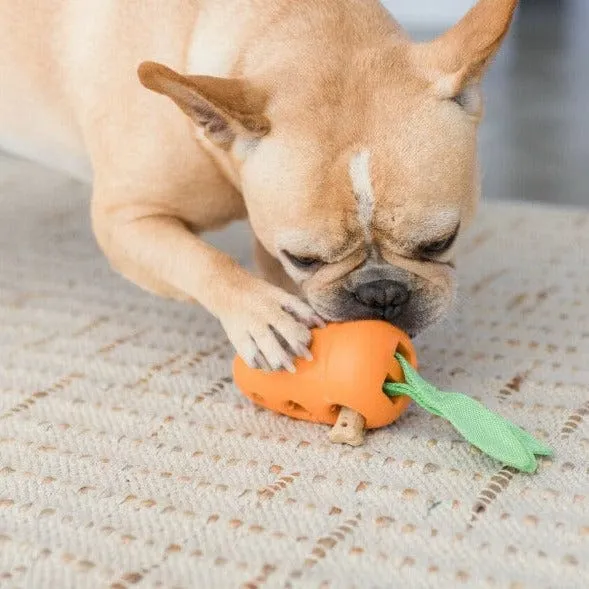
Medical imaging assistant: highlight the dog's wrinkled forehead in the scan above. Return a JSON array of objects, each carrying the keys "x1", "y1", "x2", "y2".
[
  {"x1": 346, "y1": 147, "x2": 463, "y2": 249},
  {"x1": 265, "y1": 140, "x2": 466, "y2": 266}
]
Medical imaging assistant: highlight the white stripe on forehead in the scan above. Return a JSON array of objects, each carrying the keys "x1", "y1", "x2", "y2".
[{"x1": 349, "y1": 149, "x2": 375, "y2": 244}]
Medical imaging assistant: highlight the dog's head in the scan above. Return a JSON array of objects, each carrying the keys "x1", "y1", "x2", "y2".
[{"x1": 139, "y1": 0, "x2": 517, "y2": 336}]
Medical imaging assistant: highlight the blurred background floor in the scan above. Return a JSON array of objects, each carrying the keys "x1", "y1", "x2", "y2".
[{"x1": 409, "y1": 0, "x2": 588, "y2": 207}]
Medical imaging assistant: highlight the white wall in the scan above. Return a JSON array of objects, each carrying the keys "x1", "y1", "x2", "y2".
[{"x1": 381, "y1": 0, "x2": 476, "y2": 29}]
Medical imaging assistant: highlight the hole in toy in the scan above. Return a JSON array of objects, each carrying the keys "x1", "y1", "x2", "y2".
[
  {"x1": 341, "y1": 422, "x2": 348, "y2": 428},
  {"x1": 396, "y1": 339, "x2": 415, "y2": 365},
  {"x1": 384, "y1": 339, "x2": 415, "y2": 390},
  {"x1": 285, "y1": 400, "x2": 308, "y2": 415},
  {"x1": 382, "y1": 382, "x2": 399, "y2": 403}
]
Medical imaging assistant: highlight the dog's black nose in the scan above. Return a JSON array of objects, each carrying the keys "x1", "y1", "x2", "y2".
[{"x1": 354, "y1": 280, "x2": 410, "y2": 318}]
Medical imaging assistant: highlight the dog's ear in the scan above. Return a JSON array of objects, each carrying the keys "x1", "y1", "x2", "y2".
[
  {"x1": 414, "y1": 0, "x2": 517, "y2": 115},
  {"x1": 138, "y1": 61, "x2": 270, "y2": 148}
]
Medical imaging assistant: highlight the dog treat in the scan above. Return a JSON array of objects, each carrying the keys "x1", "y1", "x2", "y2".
[{"x1": 328, "y1": 406, "x2": 366, "y2": 446}]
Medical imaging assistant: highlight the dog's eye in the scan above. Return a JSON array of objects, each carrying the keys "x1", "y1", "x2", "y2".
[
  {"x1": 420, "y1": 231, "x2": 458, "y2": 258},
  {"x1": 283, "y1": 251, "x2": 323, "y2": 270}
]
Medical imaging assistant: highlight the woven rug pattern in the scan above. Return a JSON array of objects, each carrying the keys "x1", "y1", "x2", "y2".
[{"x1": 1, "y1": 153, "x2": 588, "y2": 588}]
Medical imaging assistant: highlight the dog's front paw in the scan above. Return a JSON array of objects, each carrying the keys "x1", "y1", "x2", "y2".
[{"x1": 220, "y1": 282, "x2": 324, "y2": 372}]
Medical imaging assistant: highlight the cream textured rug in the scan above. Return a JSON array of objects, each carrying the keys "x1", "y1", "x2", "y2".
[{"x1": 1, "y1": 152, "x2": 588, "y2": 589}]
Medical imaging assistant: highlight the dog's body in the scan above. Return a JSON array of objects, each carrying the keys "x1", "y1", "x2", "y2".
[{"x1": 0, "y1": 0, "x2": 516, "y2": 372}]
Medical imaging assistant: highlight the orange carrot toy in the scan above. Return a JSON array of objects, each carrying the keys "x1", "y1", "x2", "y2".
[
  {"x1": 233, "y1": 321, "x2": 415, "y2": 446},
  {"x1": 233, "y1": 320, "x2": 553, "y2": 473}
]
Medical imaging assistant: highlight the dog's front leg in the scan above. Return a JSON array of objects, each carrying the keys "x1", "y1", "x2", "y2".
[
  {"x1": 253, "y1": 238, "x2": 298, "y2": 295},
  {"x1": 92, "y1": 204, "x2": 323, "y2": 372}
]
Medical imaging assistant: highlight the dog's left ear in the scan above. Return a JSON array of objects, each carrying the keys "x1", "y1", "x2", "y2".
[
  {"x1": 138, "y1": 61, "x2": 270, "y2": 148},
  {"x1": 413, "y1": 0, "x2": 518, "y2": 115}
]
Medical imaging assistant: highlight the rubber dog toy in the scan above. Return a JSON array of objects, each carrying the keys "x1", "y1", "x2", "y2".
[
  {"x1": 233, "y1": 321, "x2": 553, "y2": 473},
  {"x1": 234, "y1": 321, "x2": 415, "y2": 429}
]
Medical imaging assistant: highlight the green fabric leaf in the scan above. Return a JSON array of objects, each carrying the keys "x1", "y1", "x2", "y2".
[{"x1": 383, "y1": 354, "x2": 553, "y2": 473}]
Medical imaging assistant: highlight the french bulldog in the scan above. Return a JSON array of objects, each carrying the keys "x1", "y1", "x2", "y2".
[{"x1": 0, "y1": 0, "x2": 517, "y2": 374}]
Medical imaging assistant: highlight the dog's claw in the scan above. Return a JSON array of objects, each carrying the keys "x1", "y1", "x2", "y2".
[
  {"x1": 297, "y1": 344, "x2": 313, "y2": 362},
  {"x1": 283, "y1": 357, "x2": 297, "y2": 373},
  {"x1": 313, "y1": 315, "x2": 326, "y2": 328}
]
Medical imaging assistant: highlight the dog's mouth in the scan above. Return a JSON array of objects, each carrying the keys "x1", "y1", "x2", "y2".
[
  {"x1": 306, "y1": 284, "x2": 452, "y2": 339},
  {"x1": 307, "y1": 301, "x2": 421, "y2": 338}
]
